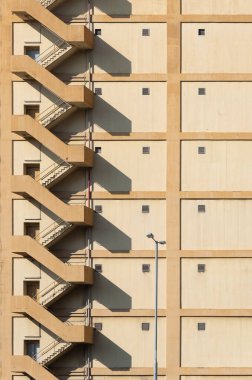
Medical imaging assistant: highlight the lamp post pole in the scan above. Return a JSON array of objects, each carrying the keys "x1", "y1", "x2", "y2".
[
  {"x1": 146, "y1": 233, "x2": 166, "y2": 380},
  {"x1": 154, "y1": 240, "x2": 158, "y2": 380}
]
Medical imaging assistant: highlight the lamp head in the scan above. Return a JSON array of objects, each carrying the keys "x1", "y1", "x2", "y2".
[
  {"x1": 159, "y1": 240, "x2": 166, "y2": 245},
  {"x1": 146, "y1": 233, "x2": 154, "y2": 239}
]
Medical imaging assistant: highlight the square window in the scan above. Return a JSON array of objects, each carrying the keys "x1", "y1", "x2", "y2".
[
  {"x1": 198, "y1": 205, "x2": 206, "y2": 213},
  {"x1": 198, "y1": 88, "x2": 206, "y2": 95},
  {"x1": 142, "y1": 147, "x2": 150, "y2": 154},
  {"x1": 95, "y1": 147, "x2": 101, "y2": 154},
  {"x1": 95, "y1": 88, "x2": 102, "y2": 95},
  {"x1": 198, "y1": 146, "x2": 206, "y2": 154},
  {"x1": 142, "y1": 264, "x2": 150, "y2": 273},
  {"x1": 142, "y1": 88, "x2": 150, "y2": 95},
  {"x1": 95, "y1": 205, "x2": 103, "y2": 213},
  {"x1": 142, "y1": 205, "x2": 150, "y2": 213},
  {"x1": 198, "y1": 322, "x2": 206, "y2": 331},
  {"x1": 198, "y1": 264, "x2": 205, "y2": 273},
  {"x1": 142, "y1": 29, "x2": 150, "y2": 36},
  {"x1": 95, "y1": 29, "x2": 102, "y2": 36},
  {"x1": 142, "y1": 323, "x2": 150, "y2": 331},
  {"x1": 198, "y1": 29, "x2": 205, "y2": 36},
  {"x1": 95, "y1": 264, "x2": 102, "y2": 272},
  {"x1": 94, "y1": 323, "x2": 102, "y2": 331}
]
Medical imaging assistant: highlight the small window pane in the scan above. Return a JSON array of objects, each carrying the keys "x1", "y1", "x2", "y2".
[
  {"x1": 198, "y1": 146, "x2": 206, "y2": 154},
  {"x1": 198, "y1": 88, "x2": 206, "y2": 95},
  {"x1": 142, "y1": 323, "x2": 150, "y2": 331},
  {"x1": 142, "y1": 205, "x2": 150, "y2": 213},
  {"x1": 198, "y1": 205, "x2": 206, "y2": 213},
  {"x1": 95, "y1": 205, "x2": 103, "y2": 213},
  {"x1": 198, "y1": 322, "x2": 206, "y2": 331},
  {"x1": 142, "y1": 29, "x2": 150, "y2": 36}
]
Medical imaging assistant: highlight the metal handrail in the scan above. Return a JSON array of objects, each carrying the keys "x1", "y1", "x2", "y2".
[
  {"x1": 33, "y1": 337, "x2": 64, "y2": 362},
  {"x1": 36, "y1": 39, "x2": 70, "y2": 66},
  {"x1": 36, "y1": 99, "x2": 70, "y2": 123},
  {"x1": 39, "y1": 0, "x2": 56, "y2": 8},
  {"x1": 35, "y1": 217, "x2": 69, "y2": 241},
  {"x1": 34, "y1": 276, "x2": 70, "y2": 301},
  {"x1": 35, "y1": 158, "x2": 71, "y2": 183}
]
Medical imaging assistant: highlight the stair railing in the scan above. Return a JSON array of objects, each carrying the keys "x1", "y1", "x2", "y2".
[
  {"x1": 36, "y1": 39, "x2": 71, "y2": 66},
  {"x1": 35, "y1": 158, "x2": 71, "y2": 184},
  {"x1": 35, "y1": 217, "x2": 71, "y2": 243},
  {"x1": 33, "y1": 277, "x2": 71, "y2": 305},
  {"x1": 39, "y1": 0, "x2": 57, "y2": 8},
  {"x1": 33, "y1": 337, "x2": 65, "y2": 363},
  {"x1": 35, "y1": 98, "x2": 71, "y2": 126}
]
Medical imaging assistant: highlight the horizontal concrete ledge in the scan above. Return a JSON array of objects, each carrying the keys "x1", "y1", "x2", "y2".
[
  {"x1": 91, "y1": 309, "x2": 166, "y2": 317},
  {"x1": 91, "y1": 191, "x2": 166, "y2": 200},
  {"x1": 92, "y1": 15, "x2": 167, "y2": 23},
  {"x1": 92, "y1": 73, "x2": 167, "y2": 82},
  {"x1": 91, "y1": 368, "x2": 166, "y2": 376},
  {"x1": 91, "y1": 250, "x2": 167, "y2": 258},
  {"x1": 92, "y1": 132, "x2": 167, "y2": 141},
  {"x1": 181, "y1": 367, "x2": 252, "y2": 375}
]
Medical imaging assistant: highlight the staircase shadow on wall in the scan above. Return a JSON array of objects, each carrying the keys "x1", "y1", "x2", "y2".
[
  {"x1": 93, "y1": 214, "x2": 132, "y2": 252},
  {"x1": 95, "y1": 0, "x2": 132, "y2": 18},
  {"x1": 93, "y1": 272, "x2": 132, "y2": 310},
  {"x1": 93, "y1": 38, "x2": 132, "y2": 76},
  {"x1": 94, "y1": 155, "x2": 132, "y2": 193},
  {"x1": 92, "y1": 96, "x2": 132, "y2": 135},
  {"x1": 94, "y1": 331, "x2": 132, "y2": 370}
]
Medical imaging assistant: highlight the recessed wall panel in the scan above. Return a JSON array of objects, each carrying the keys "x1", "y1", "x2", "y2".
[
  {"x1": 182, "y1": 23, "x2": 252, "y2": 73},
  {"x1": 182, "y1": 317, "x2": 252, "y2": 367},
  {"x1": 181, "y1": 200, "x2": 252, "y2": 249}
]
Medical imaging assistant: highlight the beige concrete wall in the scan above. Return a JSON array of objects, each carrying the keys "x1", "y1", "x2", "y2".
[
  {"x1": 92, "y1": 0, "x2": 167, "y2": 15},
  {"x1": 182, "y1": 0, "x2": 252, "y2": 14},
  {"x1": 13, "y1": 258, "x2": 59, "y2": 298},
  {"x1": 92, "y1": 82, "x2": 166, "y2": 133},
  {"x1": 92, "y1": 258, "x2": 166, "y2": 309},
  {"x1": 181, "y1": 141, "x2": 252, "y2": 191},
  {"x1": 13, "y1": 81, "x2": 58, "y2": 115},
  {"x1": 92, "y1": 23, "x2": 167, "y2": 74},
  {"x1": 13, "y1": 317, "x2": 57, "y2": 357},
  {"x1": 13, "y1": 22, "x2": 59, "y2": 57},
  {"x1": 92, "y1": 317, "x2": 166, "y2": 368},
  {"x1": 13, "y1": 200, "x2": 41, "y2": 235},
  {"x1": 13, "y1": 140, "x2": 41, "y2": 175},
  {"x1": 13, "y1": 317, "x2": 40, "y2": 355},
  {"x1": 182, "y1": 258, "x2": 252, "y2": 308},
  {"x1": 181, "y1": 317, "x2": 252, "y2": 367},
  {"x1": 181, "y1": 82, "x2": 252, "y2": 132},
  {"x1": 182, "y1": 23, "x2": 252, "y2": 73},
  {"x1": 93, "y1": 141, "x2": 166, "y2": 192},
  {"x1": 181, "y1": 200, "x2": 252, "y2": 250},
  {"x1": 92, "y1": 200, "x2": 166, "y2": 251}
]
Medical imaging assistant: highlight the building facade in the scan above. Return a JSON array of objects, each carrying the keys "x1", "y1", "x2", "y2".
[{"x1": 2, "y1": 0, "x2": 252, "y2": 379}]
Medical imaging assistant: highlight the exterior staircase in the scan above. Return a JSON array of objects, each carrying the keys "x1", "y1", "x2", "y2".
[
  {"x1": 12, "y1": 296, "x2": 94, "y2": 342},
  {"x1": 12, "y1": 115, "x2": 94, "y2": 166},
  {"x1": 12, "y1": 175, "x2": 94, "y2": 224},
  {"x1": 11, "y1": 55, "x2": 94, "y2": 108},
  {"x1": 12, "y1": 0, "x2": 94, "y2": 48},
  {"x1": 36, "y1": 159, "x2": 73, "y2": 188},
  {"x1": 12, "y1": 236, "x2": 94, "y2": 283}
]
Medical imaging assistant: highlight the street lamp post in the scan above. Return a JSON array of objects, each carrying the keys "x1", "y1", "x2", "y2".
[{"x1": 146, "y1": 233, "x2": 166, "y2": 380}]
